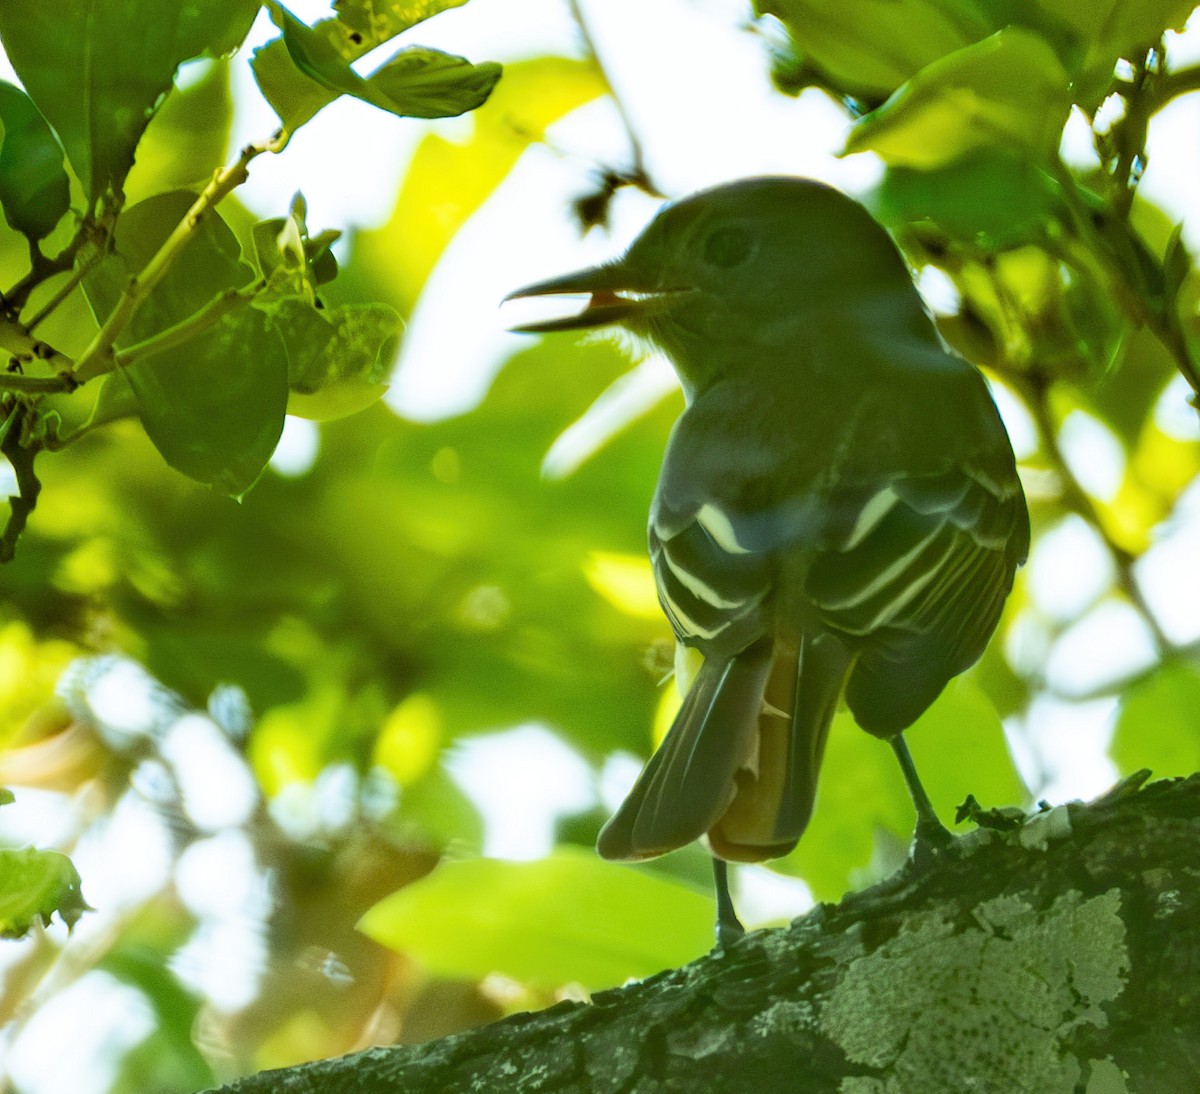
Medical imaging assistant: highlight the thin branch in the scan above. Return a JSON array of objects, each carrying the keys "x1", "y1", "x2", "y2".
[
  {"x1": 1151, "y1": 63, "x2": 1200, "y2": 107},
  {"x1": 0, "y1": 374, "x2": 77, "y2": 395},
  {"x1": 1017, "y1": 370, "x2": 1172, "y2": 654},
  {"x1": 1108, "y1": 53, "x2": 1155, "y2": 218},
  {"x1": 1051, "y1": 161, "x2": 1200, "y2": 402},
  {"x1": 0, "y1": 319, "x2": 73, "y2": 374},
  {"x1": 1, "y1": 218, "x2": 99, "y2": 318},
  {"x1": 566, "y1": 0, "x2": 663, "y2": 199},
  {"x1": 0, "y1": 403, "x2": 41, "y2": 564},
  {"x1": 111, "y1": 282, "x2": 260, "y2": 372},
  {"x1": 25, "y1": 252, "x2": 101, "y2": 333},
  {"x1": 73, "y1": 133, "x2": 288, "y2": 383}
]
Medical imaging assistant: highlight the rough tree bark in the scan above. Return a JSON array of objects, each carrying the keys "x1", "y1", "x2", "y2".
[{"x1": 207, "y1": 773, "x2": 1200, "y2": 1093}]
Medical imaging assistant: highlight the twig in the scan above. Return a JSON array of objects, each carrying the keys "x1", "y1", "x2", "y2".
[
  {"x1": 0, "y1": 374, "x2": 77, "y2": 395},
  {"x1": 1018, "y1": 370, "x2": 1172, "y2": 654},
  {"x1": 1050, "y1": 161, "x2": 1200, "y2": 402},
  {"x1": 0, "y1": 318, "x2": 73, "y2": 374},
  {"x1": 73, "y1": 133, "x2": 288, "y2": 383},
  {"x1": 111, "y1": 282, "x2": 260, "y2": 372},
  {"x1": 25, "y1": 253, "x2": 101, "y2": 333},
  {"x1": 0, "y1": 403, "x2": 41, "y2": 563},
  {"x1": 1107, "y1": 52, "x2": 1156, "y2": 218},
  {"x1": 1, "y1": 220, "x2": 98, "y2": 318},
  {"x1": 566, "y1": 0, "x2": 663, "y2": 199},
  {"x1": 1149, "y1": 63, "x2": 1200, "y2": 107}
]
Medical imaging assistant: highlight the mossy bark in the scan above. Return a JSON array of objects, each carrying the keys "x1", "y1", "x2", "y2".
[{"x1": 208, "y1": 774, "x2": 1200, "y2": 1093}]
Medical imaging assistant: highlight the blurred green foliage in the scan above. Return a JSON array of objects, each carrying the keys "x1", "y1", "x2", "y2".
[{"x1": 0, "y1": 0, "x2": 1198, "y2": 1089}]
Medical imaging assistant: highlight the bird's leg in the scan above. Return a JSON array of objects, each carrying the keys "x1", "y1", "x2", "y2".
[
  {"x1": 889, "y1": 733, "x2": 952, "y2": 851},
  {"x1": 712, "y1": 858, "x2": 745, "y2": 949}
]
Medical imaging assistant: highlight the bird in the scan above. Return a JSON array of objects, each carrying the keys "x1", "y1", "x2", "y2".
[{"x1": 506, "y1": 177, "x2": 1029, "y2": 943}]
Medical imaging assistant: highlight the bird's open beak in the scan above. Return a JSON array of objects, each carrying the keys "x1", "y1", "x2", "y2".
[{"x1": 504, "y1": 262, "x2": 678, "y2": 333}]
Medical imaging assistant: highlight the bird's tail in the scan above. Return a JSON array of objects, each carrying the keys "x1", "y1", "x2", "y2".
[{"x1": 597, "y1": 634, "x2": 852, "y2": 863}]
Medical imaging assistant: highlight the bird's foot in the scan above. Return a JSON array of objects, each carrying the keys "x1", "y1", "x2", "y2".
[{"x1": 909, "y1": 812, "x2": 954, "y2": 870}]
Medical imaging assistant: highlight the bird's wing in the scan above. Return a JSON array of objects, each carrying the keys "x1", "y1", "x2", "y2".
[
  {"x1": 807, "y1": 444, "x2": 1029, "y2": 734},
  {"x1": 649, "y1": 502, "x2": 774, "y2": 656},
  {"x1": 648, "y1": 379, "x2": 829, "y2": 656}
]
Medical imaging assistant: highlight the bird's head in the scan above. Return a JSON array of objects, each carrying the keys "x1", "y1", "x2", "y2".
[{"x1": 506, "y1": 177, "x2": 920, "y2": 397}]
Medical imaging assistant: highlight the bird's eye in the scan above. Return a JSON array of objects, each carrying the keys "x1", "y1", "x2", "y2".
[{"x1": 703, "y1": 226, "x2": 755, "y2": 269}]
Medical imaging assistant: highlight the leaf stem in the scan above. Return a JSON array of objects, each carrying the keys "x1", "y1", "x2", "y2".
[
  {"x1": 25, "y1": 253, "x2": 101, "y2": 333},
  {"x1": 73, "y1": 133, "x2": 288, "y2": 383},
  {"x1": 111, "y1": 282, "x2": 261, "y2": 372},
  {"x1": 565, "y1": 0, "x2": 662, "y2": 199},
  {"x1": 0, "y1": 319, "x2": 73, "y2": 374}
]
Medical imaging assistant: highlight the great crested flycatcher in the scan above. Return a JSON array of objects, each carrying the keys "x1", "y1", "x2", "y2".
[{"x1": 508, "y1": 177, "x2": 1029, "y2": 940}]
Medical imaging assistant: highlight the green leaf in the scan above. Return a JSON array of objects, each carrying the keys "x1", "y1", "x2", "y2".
[
  {"x1": 844, "y1": 28, "x2": 1071, "y2": 168},
  {"x1": 359, "y1": 846, "x2": 713, "y2": 988},
  {"x1": 0, "y1": 847, "x2": 88, "y2": 937},
  {"x1": 333, "y1": 0, "x2": 472, "y2": 47},
  {"x1": 258, "y1": 297, "x2": 400, "y2": 421},
  {"x1": 79, "y1": 372, "x2": 142, "y2": 436},
  {"x1": 251, "y1": 202, "x2": 342, "y2": 289},
  {"x1": 783, "y1": 678, "x2": 1024, "y2": 901},
  {"x1": 1111, "y1": 660, "x2": 1200, "y2": 779},
  {"x1": 84, "y1": 189, "x2": 255, "y2": 344},
  {"x1": 0, "y1": 0, "x2": 259, "y2": 201},
  {"x1": 123, "y1": 56, "x2": 237, "y2": 207},
  {"x1": 1162, "y1": 223, "x2": 1192, "y2": 314},
  {"x1": 248, "y1": 37, "x2": 338, "y2": 135},
  {"x1": 1036, "y1": 0, "x2": 1194, "y2": 65},
  {"x1": 82, "y1": 191, "x2": 285, "y2": 495},
  {"x1": 119, "y1": 304, "x2": 288, "y2": 497},
  {"x1": 252, "y1": 2, "x2": 501, "y2": 132},
  {"x1": 757, "y1": 0, "x2": 997, "y2": 100},
  {"x1": 0, "y1": 81, "x2": 70, "y2": 240},
  {"x1": 364, "y1": 47, "x2": 503, "y2": 118},
  {"x1": 875, "y1": 151, "x2": 1062, "y2": 251}
]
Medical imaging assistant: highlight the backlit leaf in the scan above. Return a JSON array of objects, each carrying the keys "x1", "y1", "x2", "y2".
[
  {"x1": 252, "y1": 1, "x2": 500, "y2": 132},
  {"x1": 258, "y1": 296, "x2": 399, "y2": 420},
  {"x1": 845, "y1": 28, "x2": 1071, "y2": 168},
  {"x1": 0, "y1": 847, "x2": 87, "y2": 937},
  {"x1": 1111, "y1": 660, "x2": 1200, "y2": 778},
  {"x1": 0, "y1": 0, "x2": 258, "y2": 200},
  {"x1": 360, "y1": 846, "x2": 713, "y2": 988},
  {"x1": 0, "y1": 81, "x2": 70, "y2": 240},
  {"x1": 757, "y1": 0, "x2": 995, "y2": 100}
]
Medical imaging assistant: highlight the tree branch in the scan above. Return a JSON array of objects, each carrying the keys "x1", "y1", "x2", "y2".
[{"x1": 206, "y1": 775, "x2": 1200, "y2": 1093}]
